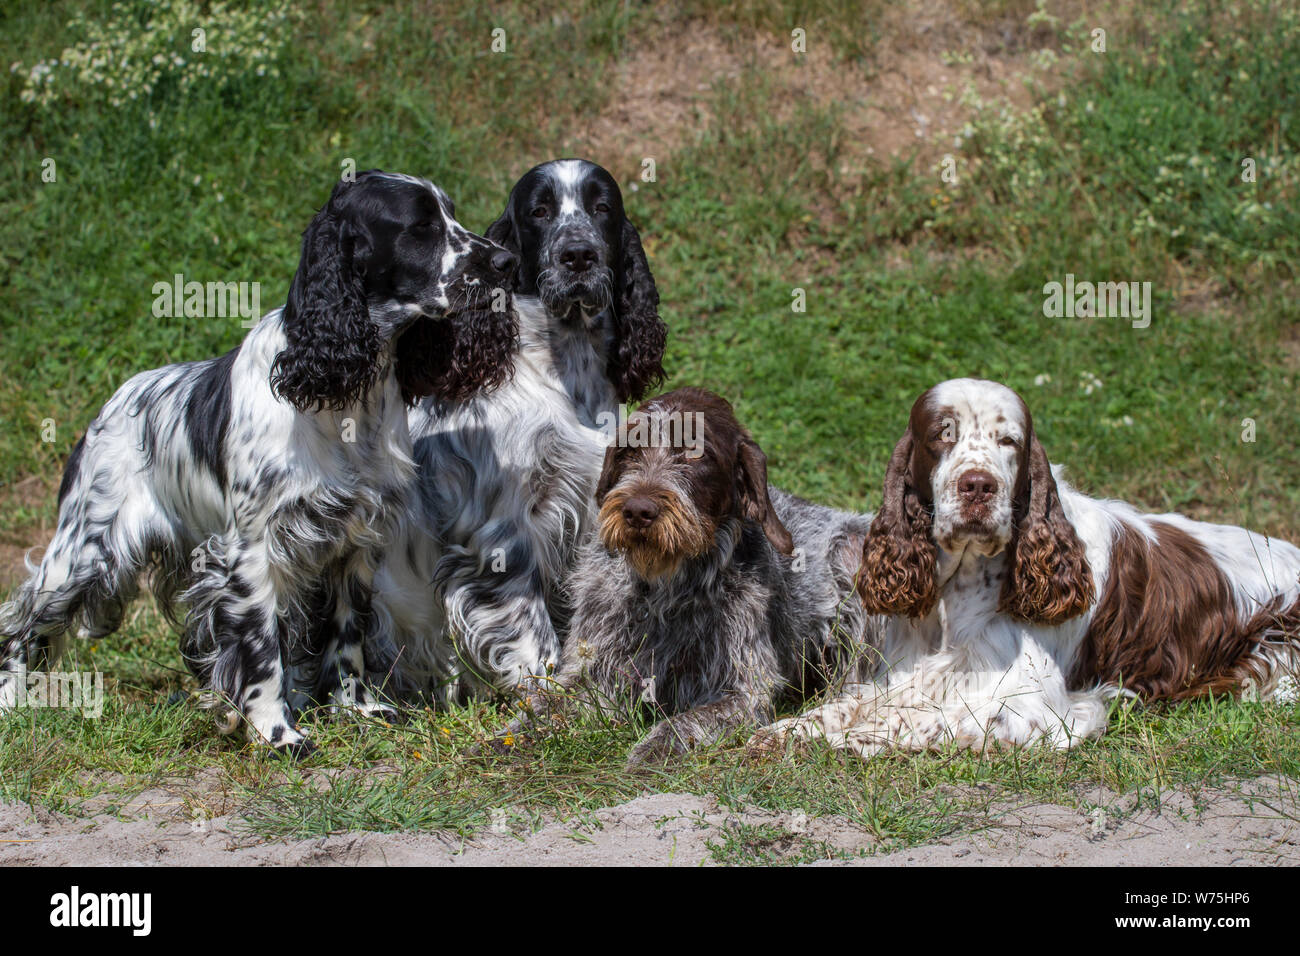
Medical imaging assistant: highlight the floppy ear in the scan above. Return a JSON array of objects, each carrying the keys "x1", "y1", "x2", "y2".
[
  {"x1": 857, "y1": 430, "x2": 938, "y2": 618},
  {"x1": 393, "y1": 283, "x2": 518, "y2": 407},
  {"x1": 610, "y1": 218, "x2": 667, "y2": 403},
  {"x1": 735, "y1": 438, "x2": 794, "y2": 555},
  {"x1": 485, "y1": 204, "x2": 519, "y2": 255},
  {"x1": 270, "y1": 185, "x2": 381, "y2": 412},
  {"x1": 594, "y1": 442, "x2": 620, "y2": 504},
  {"x1": 998, "y1": 431, "x2": 1094, "y2": 624}
]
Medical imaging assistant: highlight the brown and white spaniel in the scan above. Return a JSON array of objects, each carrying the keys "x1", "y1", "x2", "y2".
[{"x1": 752, "y1": 377, "x2": 1300, "y2": 757}]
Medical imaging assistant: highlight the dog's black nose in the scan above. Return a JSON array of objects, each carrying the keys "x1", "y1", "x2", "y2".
[
  {"x1": 489, "y1": 249, "x2": 518, "y2": 275},
  {"x1": 558, "y1": 242, "x2": 598, "y2": 274},
  {"x1": 622, "y1": 497, "x2": 659, "y2": 529},
  {"x1": 957, "y1": 470, "x2": 998, "y2": 502}
]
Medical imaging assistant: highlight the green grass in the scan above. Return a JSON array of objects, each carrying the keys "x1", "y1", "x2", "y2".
[
  {"x1": 2, "y1": 0, "x2": 1299, "y2": 857},
  {"x1": 705, "y1": 820, "x2": 860, "y2": 866},
  {"x1": 4, "y1": 629, "x2": 1299, "y2": 858}
]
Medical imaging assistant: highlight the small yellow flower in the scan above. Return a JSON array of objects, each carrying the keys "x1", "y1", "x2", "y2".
[
  {"x1": 412, "y1": 750, "x2": 423, "y2": 760},
  {"x1": 503, "y1": 733, "x2": 515, "y2": 747},
  {"x1": 440, "y1": 726, "x2": 451, "y2": 736}
]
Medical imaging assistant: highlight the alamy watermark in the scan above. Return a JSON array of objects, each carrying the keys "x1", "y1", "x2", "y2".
[
  {"x1": 596, "y1": 404, "x2": 705, "y2": 459},
  {"x1": 50, "y1": 886, "x2": 150, "y2": 936},
  {"x1": 152, "y1": 273, "x2": 262, "y2": 328},
  {"x1": 1043, "y1": 274, "x2": 1151, "y2": 329},
  {"x1": 14, "y1": 671, "x2": 103, "y2": 718}
]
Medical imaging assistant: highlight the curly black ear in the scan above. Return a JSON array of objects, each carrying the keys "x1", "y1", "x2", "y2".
[
  {"x1": 735, "y1": 438, "x2": 794, "y2": 555},
  {"x1": 393, "y1": 293, "x2": 518, "y2": 407},
  {"x1": 485, "y1": 206, "x2": 519, "y2": 256},
  {"x1": 270, "y1": 184, "x2": 381, "y2": 412},
  {"x1": 610, "y1": 218, "x2": 666, "y2": 403},
  {"x1": 857, "y1": 429, "x2": 938, "y2": 619},
  {"x1": 998, "y1": 430, "x2": 1094, "y2": 624}
]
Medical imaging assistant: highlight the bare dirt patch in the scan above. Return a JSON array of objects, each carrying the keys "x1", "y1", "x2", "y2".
[
  {"x1": 0, "y1": 474, "x2": 56, "y2": 590},
  {"x1": 566, "y1": 0, "x2": 1055, "y2": 179},
  {"x1": 3, "y1": 778, "x2": 1295, "y2": 866},
  {"x1": 0, "y1": 543, "x2": 35, "y2": 592},
  {"x1": 858, "y1": 780, "x2": 1300, "y2": 867}
]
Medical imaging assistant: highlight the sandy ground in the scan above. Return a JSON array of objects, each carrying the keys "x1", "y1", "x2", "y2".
[{"x1": 3, "y1": 780, "x2": 1297, "y2": 866}]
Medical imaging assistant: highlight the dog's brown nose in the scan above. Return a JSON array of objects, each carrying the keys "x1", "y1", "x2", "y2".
[
  {"x1": 957, "y1": 470, "x2": 998, "y2": 503},
  {"x1": 622, "y1": 497, "x2": 659, "y2": 529}
]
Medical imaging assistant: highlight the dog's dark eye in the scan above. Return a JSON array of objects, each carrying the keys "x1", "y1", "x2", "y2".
[
  {"x1": 530, "y1": 205, "x2": 549, "y2": 219},
  {"x1": 410, "y1": 221, "x2": 436, "y2": 234},
  {"x1": 999, "y1": 436, "x2": 1020, "y2": 448},
  {"x1": 594, "y1": 201, "x2": 610, "y2": 214}
]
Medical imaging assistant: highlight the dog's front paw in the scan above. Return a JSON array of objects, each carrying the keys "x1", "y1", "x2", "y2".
[
  {"x1": 327, "y1": 696, "x2": 400, "y2": 723},
  {"x1": 244, "y1": 700, "x2": 314, "y2": 757},
  {"x1": 254, "y1": 722, "x2": 317, "y2": 759},
  {"x1": 321, "y1": 677, "x2": 399, "y2": 722},
  {"x1": 626, "y1": 719, "x2": 693, "y2": 768},
  {"x1": 270, "y1": 736, "x2": 319, "y2": 761}
]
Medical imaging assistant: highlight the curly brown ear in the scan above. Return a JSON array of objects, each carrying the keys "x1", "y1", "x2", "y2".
[
  {"x1": 594, "y1": 442, "x2": 620, "y2": 504},
  {"x1": 998, "y1": 431, "x2": 1094, "y2": 624},
  {"x1": 735, "y1": 438, "x2": 794, "y2": 555},
  {"x1": 856, "y1": 430, "x2": 937, "y2": 618}
]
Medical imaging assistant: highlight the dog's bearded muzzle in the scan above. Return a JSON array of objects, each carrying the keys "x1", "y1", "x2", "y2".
[
  {"x1": 598, "y1": 487, "x2": 715, "y2": 581},
  {"x1": 538, "y1": 265, "x2": 614, "y2": 322}
]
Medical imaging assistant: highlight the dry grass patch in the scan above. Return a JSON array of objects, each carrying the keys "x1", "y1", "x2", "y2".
[{"x1": 565, "y1": 0, "x2": 1111, "y2": 176}]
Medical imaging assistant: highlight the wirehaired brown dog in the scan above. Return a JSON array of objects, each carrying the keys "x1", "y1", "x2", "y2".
[{"x1": 498, "y1": 387, "x2": 877, "y2": 766}]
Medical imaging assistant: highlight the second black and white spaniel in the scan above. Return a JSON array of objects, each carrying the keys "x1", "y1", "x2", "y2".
[
  {"x1": 0, "y1": 171, "x2": 518, "y2": 754},
  {"x1": 753, "y1": 377, "x2": 1300, "y2": 757},
  {"x1": 374, "y1": 159, "x2": 667, "y2": 701}
]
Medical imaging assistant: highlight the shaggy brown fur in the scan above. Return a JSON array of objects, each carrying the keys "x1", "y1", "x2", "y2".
[{"x1": 1071, "y1": 520, "x2": 1300, "y2": 698}]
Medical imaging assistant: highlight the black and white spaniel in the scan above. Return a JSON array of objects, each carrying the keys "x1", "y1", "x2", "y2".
[
  {"x1": 0, "y1": 171, "x2": 518, "y2": 754},
  {"x1": 373, "y1": 158, "x2": 667, "y2": 701},
  {"x1": 753, "y1": 378, "x2": 1300, "y2": 757}
]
